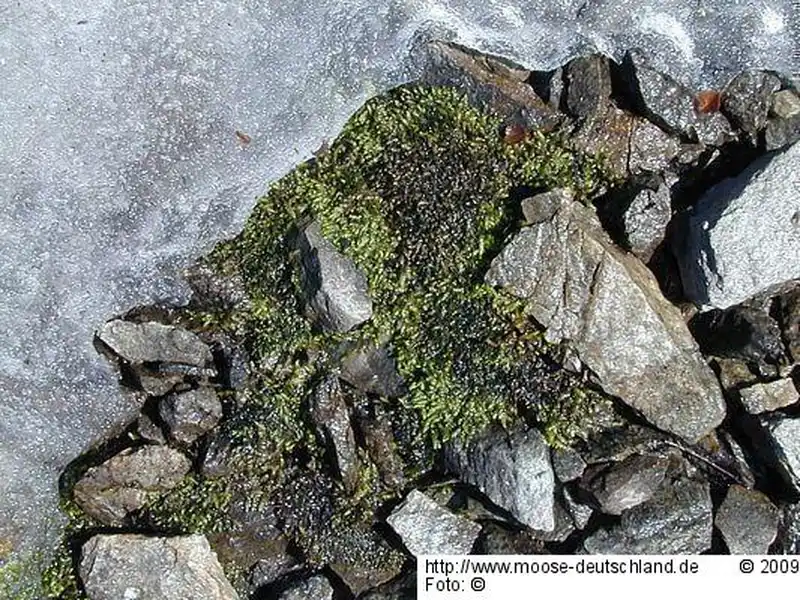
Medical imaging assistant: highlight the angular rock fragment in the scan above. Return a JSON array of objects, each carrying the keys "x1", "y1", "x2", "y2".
[
  {"x1": 296, "y1": 221, "x2": 373, "y2": 333},
  {"x1": 486, "y1": 190, "x2": 725, "y2": 441},
  {"x1": 73, "y1": 446, "x2": 191, "y2": 525},
  {"x1": 758, "y1": 416, "x2": 800, "y2": 493},
  {"x1": 580, "y1": 454, "x2": 669, "y2": 515},
  {"x1": 476, "y1": 522, "x2": 547, "y2": 555},
  {"x1": 550, "y1": 446, "x2": 586, "y2": 483},
  {"x1": 674, "y1": 142, "x2": 800, "y2": 309},
  {"x1": 563, "y1": 54, "x2": 612, "y2": 120},
  {"x1": 563, "y1": 488, "x2": 593, "y2": 530},
  {"x1": 775, "y1": 503, "x2": 800, "y2": 554},
  {"x1": 569, "y1": 103, "x2": 637, "y2": 179},
  {"x1": 309, "y1": 376, "x2": 359, "y2": 492},
  {"x1": 627, "y1": 118, "x2": 681, "y2": 175},
  {"x1": 721, "y1": 70, "x2": 781, "y2": 144},
  {"x1": 715, "y1": 485, "x2": 779, "y2": 554},
  {"x1": 339, "y1": 343, "x2": 406, "y2": 398},
  {"x1": 387, "y1": 490, "x2": 480, "y2": 556},
  {"x1": 583, "y1": 477, "x2": 713, "y2": 554},
  {"x1": 765, "y1": 89, "x2": 800, "y2": 150},
  {"x1": 622, "y1": 181, "x2": 672, "y2": 262},
  {"x1": 279, "y1": 575, "x2": 334, "y2": 600},
  {"x1": 97, "y1": 320, "x2": 213, "y2": 367},
  {"x1": 739, "y1": 379, "x2": 799, "y2": 414},
  {"x1": 80, "y1": 534, "x2": 238, "y2": 600},
  {"x1": 358, "y1": 572, "x2": 416, "y2": 600},
  {"x1": 159, "y1": 385, "x2": 222, "y2": 445},
  {"x1": 444, "y1": 428, "x2": 555, "y2": 531}
]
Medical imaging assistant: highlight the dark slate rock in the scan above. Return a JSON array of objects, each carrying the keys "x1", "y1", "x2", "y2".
[
  {"x1": 339, "y1": 343, "x2": 406, "y2": 398},
  {"x1": 486, "y1": 190, "x2": 725, "y2": 441},
  {"x1": 248, "y1": 555, "x2": 302, "y2": 591},
  {"x1": 778, "y1": 284, "x2": 800, "y2": 362},
  {"x1": 581, "y1": 454, "x2": 670, "y2": 515},
  {"x1": 201, "y1": 429, "x2": 236, "y2": 479},
  {"x1": 356, "y1": 410, "x2": 406, "y2": 490},
  {"x1": 278, "y1": 575, "x2": 333, "y2": 600},
  {"x1": 73, "y1": 446, "x2": 191, "y2": 526},
  {"x1": 765, "y1": 90, "x2": 800, "y2": 150},
  {"x1": 583, "y1": 477, "x2": 713, "y2": 554},
  {"x1": 97, "y1": 320, "x2": 213, "y2": 367},
  {"x1": 716, "y1": 485, "x2": 779, "y2": 554},
  {"x1": 621, "y1": 49, "x2": 733, "y2": 146},
  {"x1": 758, "y1": 415, "x2": 800, "y2": 493},
  {"x1": 386, "y1": 490, "x2": 480, "y2": 556},
  {"x1": 295, "y1": 221, "x2": 373, "y2": 333},
  {"x1": 159, "y1": 385, "x2": 222, "y2": 445},
  {"x1": 739, "y1": 379, "x2": 799, "y2": 414},
  {"x1": 721, "y1": 70, "x2": 781, "y2": 144},
  {"x1": 80, "y1": 534, "x2": 238, "y2": 600},
  {"x1": 309, "y1": 377, "x2": 359, "y2": 493},
  {"x1": 444, "y1": 428, "x2": 556, "y2": 531},
  {"x1": 674, "y1": 142, "x2": 800, "y2": 309},
  {"x1": 563, "y1": 54, "x2": 612, "y2": 120},
  {"x1": 550, "y1": 446, "x2": 586, "y2": 483},
  {"x1": 420, "y1": 40, "x2": 563, "y2": 132}
]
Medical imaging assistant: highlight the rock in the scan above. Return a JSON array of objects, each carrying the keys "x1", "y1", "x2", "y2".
[
  {"x1": 775, "y1": 503, "x2": 800, "y2": 553},
  {"x1": 420, "y1": 40, "x2": 562, "y2": 132},
  {"x1": 759, "y1": 416, "x2": 800, "y2": 493},
  {"x1": 740, "y1": 379, "x2": 799, "y2": 414},
  {"x1": 278, "y1": 575, "x2": 334, "y2": 600},
  {"x1": 486, "y1": 190, "x2": 725, "y2": 441},
  {"x1": 580, "y1": 454, "x2": 670, "y2": 515},
  {"x1": 627, "y1": 118, "x2": 681, "y2": 175},
  {"x1": 309, "y1": 377, "x2": 359, "y2": 492},
  {"x1": 772, "y1": 89, "x2": 800, "y2": 119},
  {"x1": 715, "y1": 485, "x2": 779, "y2": 554},
  {"x1": 550, "y1": 446, "x2": 586, "y2": 483},
  {"x1": 563, "y1": 54, "x2": 612, "y2": 120},
  {"x1": 778, "y1": 284, "x2": 800, "y2": 362},
  {"x1": 358, "y1": 572, "x2": 416, "y2": 600},
  {"x1": 248, "y1": 554, "x2": 301, "y2": 591},
  {"x1": 295, "y1": 221, "x2": 373, "y2": 333},
  {"x1": 184, "y1": 261, "x2": 250, "y2": 312},
  {"x1": 80, "y1": 534, "x2": 238, "y2": 600},
  {"x1": 765, "y1": 90, "x2": 800, "y2": 150},
  {"x1": 73, "y1": 446, "x2": 191, "y2": 525},
  {"x1": 721, "y1": 70, "x2": 781, "y2": 143},
  {"x1": 97, "y1": 320, "x2": 213, "y2": 368},
  {"x1": 674, "y1": 142, "x2": 800, "y2": 309},
  {"x1": 386, "y1": 490, "x2": 480, "y2": 555},
  {"x1": 475, "y1": 522, "x2": 547, "y2": 555},
  {"x1": 620, "y1": 49, "x2": 733, "y2": 146},
  {"x1": 713, "y1": 357, "x2": 761, "y2": 391},
  {"x1": 339, "y1": 343, "x2": 406, "y2": 398},
  {"x1": 563, "y1": 488, "x2": 594, "y2": 530},
  {"x1": 159, "y1": 385, "x2": 222, "y2": 445},
  {"x1": 583, "y1": 477, "x2": 713, "y2": 554},
  {"x1": 444, "y1": 428, "x2": 555, "y2": 531},
  {"x1": 528, "y1": 66, "x2": 564, "y2": 112},
  {"x1": 356, "y1": 410, "x2": 405, "y2": 490},
  {"x1": 569, "y1": 103, "x2": 637, "y2": 180},
  {"x1": 529, "y1": 494, "x2": 576, "y2": 543},
  {"x1": 137, "y1": 412, "x2": 166, "y2": 444}
]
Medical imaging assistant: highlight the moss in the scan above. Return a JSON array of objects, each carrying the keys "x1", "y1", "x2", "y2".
[{"x1": 536, "y1": 387, "x2": 620, "y2": 449}]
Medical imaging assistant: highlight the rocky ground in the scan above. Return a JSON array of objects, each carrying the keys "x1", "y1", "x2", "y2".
[{"x1": 29, "y1": 41, "x2": 800, "y2": 599}]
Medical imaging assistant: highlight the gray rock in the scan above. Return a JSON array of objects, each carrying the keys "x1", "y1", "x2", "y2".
[
  {"x1": 550, "y1": 446, "x2": 586, "y2": 483},
  {"x1": 675, "y1": 142, "x2": 800, "y2": 309},
  {"x1": 775, "y1": 503, "x2": 800, "y2": 554},
  {"x1": 621, "y1": 49, "x2": 733, "y2": 146},
  {"x1": 563, "y1": 54, "x2": 612, "y2": 120},
  {"x1": 721, "y1": 70, "x2": 782, "y2": 143},
  {"x1": 581, "y1": 454, "x2": 670, "y2": 515},
  {"x1": 444, "y1": 428, "x2": 555, "y2": 531},
  {"x1": 528, "y1": 66, "x2": 564, "y2": 112},
  {"x1": 339, "y1": 343, "x2": 406, "y2": 398},
  {"x1": 716, "y1": 485, "x2": 779, "y2": 554},
  {"x1": 248, "y1": 554, "x2": 301, "y2": 590},
  {"x1": 278, "y1": 575, "x2": 334, "y2": 600},
  {"x1": 358, "y1": 572, "x2": 416, "y2": 600},
  {"x1": 569, "y1": 103, "x2": 637, "y2": 181},
  {"x1": 137, "y1": 412, "x2": 166, "y2": 444},
  {"x1": 740, "y1": 379, "x2": 799, "y2": 414},
  {"x1": 772, "y1": 89, "x2": 800, "y2": 119},
  {"x1": 759, "y1": 416, "x2": 800, "y2": 493},
  {"x1": 296, "y1": 221, "x2": 373, "y2": 333},
  {"x1": 765, "y1": 90, "x2": 800, "y2": 150},
  {"x1": 73, "y1": 446, "x2": 191, "y2": 525},
  {"x1": 779, "y1": 284, "x2": 800, "y2": 362},
  {"x1": 476, "y1": 522, "x2": 547, "y2": 555},
  {"x1": 623, "y1": 180, "x2": 672, "y2": 263},
  {"x1": 583, "y1": 477, "x2": 713, "y2": 554},
  {"x1": 159, "y1": 385, "x2": 222, "y2": 445},
  {"x1": 627, "y1": 118, "x2": 681, "y2": 175},
  {"x1": 387, "y1": 490, "x2": 480, "y2": 556},
  {"x1": 563, "y1": 488, "x2": 594, "y2": 530},
  {"x1": 309, "y1": 377, "x2": 359, "y2": 493},
  {"x1": 529, "y1": 493, "x2": 576, "y2": 543},
  {"x1": 80, "y1": 534, "x2": 238, "y2": 600},
  {"x1": 486, "y1": 190, "x2": 725, "y2": 441},
  {"x1": 420, "y1": 40, "x2": 562, "y2": 132},
  {"x1": 97, "y1": 320, "x2": 213, "y2": 367}
]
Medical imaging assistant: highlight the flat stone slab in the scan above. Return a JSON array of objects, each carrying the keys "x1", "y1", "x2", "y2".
[{"x1": 97, "y1": 320, "x2": 213, "y2": 367}]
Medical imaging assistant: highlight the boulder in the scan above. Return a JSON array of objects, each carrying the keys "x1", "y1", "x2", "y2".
[
  {"x1": 715, "y1": 485, "x2": 779, "y2": 554},
  {"x1": 386, "y1": 490, "x2": 480, "y2": 556},
  {"x1": 80, "y1": 534, "x2": 238, "y2": 600},
  {"x1": 674, "y1": 142, "x2": 800, "y2": 309},
  {"x1": 486, "y1": 190, "x2": 725, "y2": 441},
  {"x1": 739, "y1": 379, "x2": 799, "y2": 414},
  {"x1": 159, "y1": 385, "x2": 222, "y2": 445},
  {"x1": 444, "y1": 428, "x2": 555, "y2": 531},
  {"x1": 295, "y1": 221, "x2": 373, "y2": 333},
  {"x1": 73, "y1": 446, "x2": 191, "y2": 525}
]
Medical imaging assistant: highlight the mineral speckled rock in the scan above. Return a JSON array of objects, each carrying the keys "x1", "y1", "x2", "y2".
[
  {"x1": 80, "y1": 534, "x2": 238, "y2": 600},
  {"x1": 674, "y1": 142, "x2": 800, "y2": 309},
  {"x1": 309, "y1": 376, "x2": 359, "y2": 493},
  {"x1": 486, "y1": 190, "x2": 725, "y2": 441},
  {"x1": 739, "y1": 379, "x2": 799, "y2": 414},
  {"x1": 97, "y1": 320, "x2": 213, "y2": 367},
  {"x1": 580, "y1": 454, "x2": 670, "y2": 515},
  {"x1": 73, "y1": 446, "x2": 191, "y2": 525},
  {"x1": 715, "y1": 485, "x2": 779, "y2": 554},
  {"x1": 551, "y1": 446, "x2": 586, "y2": 483},
  {"x1": 765, "y1": 90, "x2": 800, "y2": 150},
  {"x1": 159, "y1": 385, "x2": 222, "y2": 445},
  {"x1": 759, "y1": 416, "x2": 800, "y2": 493},
  {"x1": 563, "y1": 54, "x2": 612, "y2": 120},
  {"x1": 296, "y1": 221, "x2": 373, "y2": 333},
  {"x1": 583, "y1": 477, "x2": 713, "y2": 554},
  {"x1": 386, "y1": 490, "x2": 480, "y2": 556},
  {"x1": 721, "y1": 70, "x2": 781, "y2": 143},
  {"x1": 622, "y1": 181, "x2": 672, "y2": 263},
  {"x1": 278, "y1": 575, "x2": 334, "y2": 600},
  {"x1": 444, "y1": 428, "x2": 555, "y2": 531},
  {"x1": 627, "y1": 118, "x2": 681, "y2": 175}
]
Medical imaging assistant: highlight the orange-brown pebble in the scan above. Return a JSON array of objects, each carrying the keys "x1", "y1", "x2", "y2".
[
  {"x1": 235, "y1": 130, "x2": 251, "y2": 144},
  {"x1": 694, "y1": 90, "x2": 721, "y2": 114},
  {"x1": 503, "y1": 123, "x2": 527, "y2": 144}
]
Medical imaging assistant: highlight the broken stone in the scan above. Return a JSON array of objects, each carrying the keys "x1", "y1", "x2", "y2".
[
  {"x1": 739, "y1": 379, "x2": 799, "y2": 414},
  {"x1": 137, "y1": 412, "x2": 166, "y2": 444},
  {"x1": 444, "y1": 428, "x2": 556, "y2": 531},
  {"x1": 569, "y1": 103, "x2": 636, "y2": 181},
  {"x1": 721, "y1": 70, "x2": 781, "y2": 144},
  {"x1": 580, "y1": 454, "x2": 670, "y2": 515},
  {"x1": 563, "y1": 54, "x2": 612, "y2": 120},
  {"x1": 550, "y1": 446, "x2": 586, "y2": 483},
  {"x1": 80, "y1": 534, "x2": 238, "y2": 600},
  {"x1": 486, "y1": 190, "x2": 725, "y2": 441},
  {"x1": 73, "y1": 446, "x2": 191, "y2": 525},
  {"x1": 278, "y1": 575, "x2": 334, "y2": 600},
  {"x1": 622, "y1": 181, "x2": 672, "y2": 263},
  {"x1": 339, "y1": 343, "x2": 406, "y2": 398},
  {"x1": 386, "y1": 490, "x2": 480, "y2": 556},
  {"x1": 563, "y1": 488, "x2": 594, "y2": 530},
  {"x1": 765, "y1": 90, "x2": 800, "y2": 150},
  {"x1": 627, "y1": 118, "x2": 681, "y2": 175},
  {"x1": 528, "y1": 66, "x2": 564, "y2": 112},
  {"x1": 716, "y1": 485, "x2": 779, "y2": 554},
  {"x1": 97, "y1": 320, "x2": 213, "y2": 367},
  {"x1": 674, "y1": 142, "x2": 800, "y2": 309},
  {"x1": 309, "y1": 377, "x2": 359, "y2": 493},
  {"x1": 159, "y1": 385, "x2": 222, "y2": 445},
  {"x1": 758, "y1": 415, "x2": 800, "y2": 493},
  {"x1": 295, "y1": 220, "x2": 373, "y2": 333},
  {"x1": 583, "y1": 477, "x2": 713, "y2": 554},
  {"x1": 358, "y1": 572, "x2": 416, "y2": 600},
  {"x1": 475, "y1": 522, "x2": 547, "y2": 555}
]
